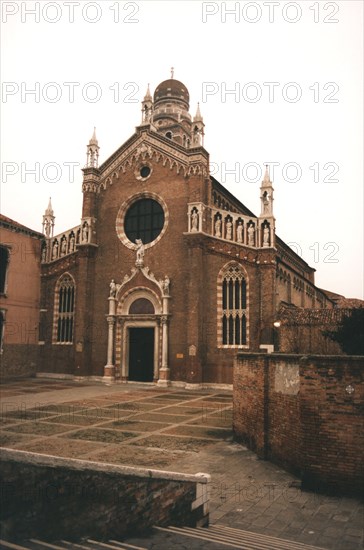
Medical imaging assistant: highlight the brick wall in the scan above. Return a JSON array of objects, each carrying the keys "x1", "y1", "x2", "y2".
[
  {"x1": 0, "y1": 449, "x2": 210, "y2": 541},
  {"x1": 1, "y1": 225, "x2": 42, "y2": 379},
  {"x1": 0, "y1": 345, "x2": 38, "y2": 379},
  {"x1": 278, "y1": 324, "x2": 343, "y2": 354},
  {"x1": 233, "y1": 353, "x2": 364, "y2": 496}
]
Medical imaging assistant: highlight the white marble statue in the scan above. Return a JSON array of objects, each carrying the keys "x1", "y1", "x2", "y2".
[
  {"x1": 135, "y1": 239, "x2": 145, "y2": 266},
  {"x1": 82, "y1": 222, "x2": 89, "y2": 243},
  {"x1": 52, "y1": 240, "x2": 58, "y2": 260},
  {"x1": 226, "y1": 220, "x2": 232, "y2": 240},
  {"x1": 248, "y1": 224, "x2": 255, "y2": 246},
  {"x1": 191, "y1": 210, "x2": 199, "y2": 231},
  {"x1": 162, "y1": 275, "x2": 170, "y2": 294},
  {"x1": 237, "y1": 221, "x2": 243, "y2": 243},
  {"x1": 69, "y1": 234, "x2": 75, "y2": 252},
  {"x1": 215, "y1": 217, "x2": 221, "y2": 238},
  {"x1": 109, "y1": 279, "x2": 117, "y2": 298}
]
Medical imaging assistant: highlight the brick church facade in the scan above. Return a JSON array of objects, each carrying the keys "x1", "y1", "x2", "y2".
[{"x1": 38, "y1": 76, "x2": 334, "y2": 387}]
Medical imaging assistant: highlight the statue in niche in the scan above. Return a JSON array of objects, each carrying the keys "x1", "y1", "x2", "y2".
[
  {"x1": 69, "y1": 234, "x2": 75, "y2": 252},
  {"x1": 162, "y1": 275, "x2": 170, "y2": 295},
  {"x1": 226, "y1": 220, "x2": 232, "y2": 240},
  {"x1": 61, "y1": 238, "x2": 67, "y2": 256},
  {"x1": 41, "y1": 245, "x2": 47, "y2": 262},
  {"x1": 82, "y1": 222, "x2": 89, "y2": 243},
  {"x1": 215, "y1": 217, "x2": 221, "y2": 238},
  {"x1": 191, "y1": 209, "x2": 199, "y2": 232},
  {"x1": 193, "y1": 127, "x2": 201, "y2": 146},
  {"x1": 109, "y1": 279, "x2": 117, "y2": 298},
  {"x1": 263, "y1": 225, "x2": 270, "y2": 247},
  {"x1": 237, "y1": 221, "x2": 243, "y2": 243},
  {"x1": 135, "y1": 239, "x2": 145, "y2": 266},
  {"x1": 52, "y1": 240, "x2": 59, "y2": 260},
  {"x1": 44, "y1": 219, "x2": 51, "y2": 238},
  {"x1": 263, "y1": 191, "x2": 270, "y2": 214},
  {"x1": 143, "y1": 105, "x2": 152, "y2": 123},
  {"x1": 248, "y1": 224, "x2": 255, "y2": 246}
]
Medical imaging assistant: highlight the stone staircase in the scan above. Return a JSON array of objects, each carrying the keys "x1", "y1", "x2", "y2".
[{"x1": 1, "y1": 525, "x2": 327, "y2": 550}]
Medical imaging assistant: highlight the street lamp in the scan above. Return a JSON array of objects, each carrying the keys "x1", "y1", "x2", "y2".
[{"x1": 273, "y1": 320, "x2": 281, "y2": 350}]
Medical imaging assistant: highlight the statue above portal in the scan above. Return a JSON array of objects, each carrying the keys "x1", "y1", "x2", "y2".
[{"x1": 135, "y1": 239, "x2": 145, "y2": 267}]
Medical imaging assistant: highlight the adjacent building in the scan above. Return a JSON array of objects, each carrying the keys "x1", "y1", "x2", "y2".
[{"x1": 0, "y1": 215, "x2": 43, "y2": 378}]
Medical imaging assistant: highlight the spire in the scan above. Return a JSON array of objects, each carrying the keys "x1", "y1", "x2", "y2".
[
  {"x1": 260, "y1": 164, "x2": 274, "y2": 218},
  {"x1": 193, "y1": 102, "x2": 203, "y2": 122},
  {"x1": 45, "y1": 197, "x2": 53, "y2": 216},
  {"x1": 144, "y1": 83, "x2": 152, "y2": 101},
  {"x1": 141, "y1": 84, "x2": 154, "y2": 125},
  {"x1": 262, "y1": 164, "x2": 271, "y2": 186},
  {"x1": 192, "y1": 103, "x2": 205, "y2": 147},
  {"x1": 89, "y1": 127, "x2": 98, "y2": 145},
  {"x1": 42, "y1": 197, "x2": 55, "y2": 238},
  {"x1": 86, "y1": 127, "x2": 100, "y2": 168}
]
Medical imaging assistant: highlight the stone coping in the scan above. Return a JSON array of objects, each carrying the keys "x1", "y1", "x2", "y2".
[
  {"x1": 0, "y1": 447, "x2": 211, "y2": 484},
  {"x1": 236, "y1": 352, "x2": 364, "y2": 361}
]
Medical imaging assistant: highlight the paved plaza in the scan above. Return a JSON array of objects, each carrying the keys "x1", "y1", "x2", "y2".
[{"x1": 0, "y1": 378, "x2": 363, "y2": 549}]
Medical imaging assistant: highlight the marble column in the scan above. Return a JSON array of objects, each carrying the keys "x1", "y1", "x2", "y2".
[
  {"x1": 103, "y1": 297, "x2": 116, "y2": 383},
  {"x1": 157, "y1": 296, "x2": 170, "y2": 387}
]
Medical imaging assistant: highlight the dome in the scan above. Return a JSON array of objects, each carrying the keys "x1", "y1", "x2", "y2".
[{"x1": 153, "y1": 79, "x2": 190, "y2": 107}]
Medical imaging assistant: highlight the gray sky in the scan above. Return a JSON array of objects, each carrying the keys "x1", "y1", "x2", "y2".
[{"x1": 1, "y1": 0, "x2": 363, "y2": 298}]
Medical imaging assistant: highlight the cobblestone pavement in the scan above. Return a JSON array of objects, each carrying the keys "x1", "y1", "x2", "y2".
[{"x1": 1, "y1": 378, "x2": 363, "y2": 550}]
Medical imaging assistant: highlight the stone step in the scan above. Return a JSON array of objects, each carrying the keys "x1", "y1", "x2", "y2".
[
  {"x1": 1, "y1": 524, "x2": 328, "y2": 550},
  {"x1": 0, "y1": 541, "x2": 146, "y2": 550},
  {"x1": 154, "y1": 525, "x2": 327, "y2": 550}
]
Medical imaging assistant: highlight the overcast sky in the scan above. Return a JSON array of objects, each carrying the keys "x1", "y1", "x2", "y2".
[{"x1": 1, "y1": 0, "x2": 363, "y2": 299}]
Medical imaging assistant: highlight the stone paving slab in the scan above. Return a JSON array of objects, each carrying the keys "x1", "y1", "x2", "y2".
[{"x1": 0, "y1": 378, "x2": 363, "y2": 550}]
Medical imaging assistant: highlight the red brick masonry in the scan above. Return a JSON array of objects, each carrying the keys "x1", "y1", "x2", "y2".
[
  {"x1": 0, "y1": 448, "x2": 210, "y2": 541},
  {"x1": 233, "y1": 353, "x2": 364, "y2": 496}
]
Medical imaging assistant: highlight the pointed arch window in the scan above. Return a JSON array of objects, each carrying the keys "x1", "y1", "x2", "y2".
[
  {"x1": 54, "y1": 274, "x2": 75, "y2": 343},
  {"x1": 219, "y1": 264, "x2": 248, "y2": 346}
]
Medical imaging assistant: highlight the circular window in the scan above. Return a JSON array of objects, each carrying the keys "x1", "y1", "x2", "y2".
[
  {"x1": 140, "y1": 166, "x2": 151, "y2": 179},
  {"x1": 124, "y1": 198, "x2": 165, "y2": 245}
]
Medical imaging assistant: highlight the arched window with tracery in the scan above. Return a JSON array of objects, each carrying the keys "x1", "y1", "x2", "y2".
[
  {"x1": 53, "y1": 274, "x2": 75, "y2": 343},
  {"x1": 218, "y1": 263, "x2": 248, "y2": 347}
]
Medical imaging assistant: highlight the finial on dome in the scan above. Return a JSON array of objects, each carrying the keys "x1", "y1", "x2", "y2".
[{"x1": 171, "y1": 66, "x2": 174, "y2": 79}]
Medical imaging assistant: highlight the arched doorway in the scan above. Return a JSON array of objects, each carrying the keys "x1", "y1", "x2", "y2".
[
  {"x1": 128, "y1": 327, "x2": 154, "y2": 382},
  {"x1": 127, "y1": 297, "x2": 155, "y2": 382},
  {"x1": 116, "y1": 289, "x2": 162, "y2": 383}
]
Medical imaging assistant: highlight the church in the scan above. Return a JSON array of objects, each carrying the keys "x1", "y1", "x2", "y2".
[{"x1": 38, "y1": 75, "x2": 334, "y2": 387}]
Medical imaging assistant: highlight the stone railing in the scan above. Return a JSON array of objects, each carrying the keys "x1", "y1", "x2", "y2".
[{"x1": 187, "y1": 203, "x2": 275, "y2": 249}]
